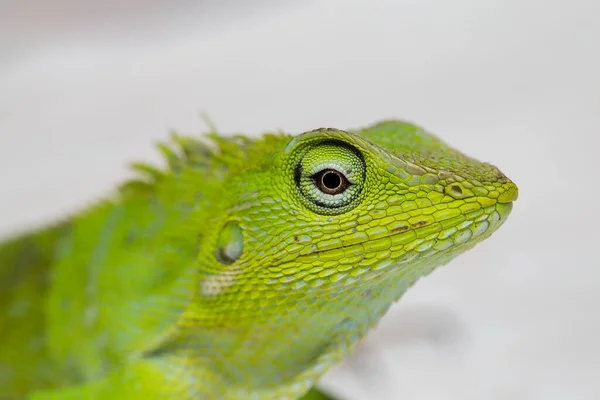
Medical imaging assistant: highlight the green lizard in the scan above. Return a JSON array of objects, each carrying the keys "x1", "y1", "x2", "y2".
[{"x1": 0, "y1": 120, "x2": 518, "y2": 399}]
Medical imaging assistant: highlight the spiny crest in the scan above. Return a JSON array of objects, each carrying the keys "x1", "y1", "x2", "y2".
[{"x1": 118, "y1": 130, "x2": 289, "y2": 197}]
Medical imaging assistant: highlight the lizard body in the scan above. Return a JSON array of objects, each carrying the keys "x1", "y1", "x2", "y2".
[{"x1": 0, "y1": 120, "x2": 518, "y2": 399}]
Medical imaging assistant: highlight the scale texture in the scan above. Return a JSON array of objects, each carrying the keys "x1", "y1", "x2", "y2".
[{"x1": 0, "y1": 120, "x2": 518, "y2": 399}]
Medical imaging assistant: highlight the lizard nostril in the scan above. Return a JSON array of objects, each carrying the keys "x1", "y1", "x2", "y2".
[
  {"x1": 444, "y1": 183, "x2": 474, "y2": 199},
  {"x1": 449, "y1": 185, "x2": 463, "y2": 196}
]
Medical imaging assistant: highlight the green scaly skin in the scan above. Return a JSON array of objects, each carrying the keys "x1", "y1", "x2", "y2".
[{"x1": 0, "y1": 120, "x2": 518, "y2": 399}]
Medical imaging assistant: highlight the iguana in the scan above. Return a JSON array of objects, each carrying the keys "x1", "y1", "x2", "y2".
[{"x1": 0, "y1": 120, "x2": 518, "y2": 399}]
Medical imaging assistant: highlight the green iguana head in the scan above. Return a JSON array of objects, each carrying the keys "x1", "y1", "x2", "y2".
[
  {"x1": 175, "y1": 120, "x2": 517, "y2": 395},
  {"x1": 0, "y1": 119, "x2": 518, "y2": 399}
]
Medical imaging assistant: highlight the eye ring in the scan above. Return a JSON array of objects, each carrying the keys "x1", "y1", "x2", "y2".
[
  {"x1": 312, "y1": 169, "x2": 350, "y2": 195},
  {"x1": 291, "y1": 140, "x2": 366, "y2": 214}
]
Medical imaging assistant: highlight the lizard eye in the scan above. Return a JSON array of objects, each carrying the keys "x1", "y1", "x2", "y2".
[
  {"x1": 294, "y1": 141, "x2": 366, "y2": 214},
  {"x1": 313, "y1": 169, "x2": 349, "y2": 195}
]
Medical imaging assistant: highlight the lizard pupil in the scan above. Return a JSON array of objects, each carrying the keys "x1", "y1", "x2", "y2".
[
  {"x1": 322, "y1": 171, "x2": 341, "y2": 190},
  {"x1": 315, "y1": 169, "x2": 348, "y2": 195}
]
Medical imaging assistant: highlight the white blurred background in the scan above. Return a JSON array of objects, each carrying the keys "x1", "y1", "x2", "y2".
[{"x1": 1, "y1": 1, "x2": 599, "y2": 399}]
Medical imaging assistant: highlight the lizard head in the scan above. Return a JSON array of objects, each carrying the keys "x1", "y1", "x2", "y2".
[{"x1": 188, "y1": 120, "x2": 517, "y2": 394}]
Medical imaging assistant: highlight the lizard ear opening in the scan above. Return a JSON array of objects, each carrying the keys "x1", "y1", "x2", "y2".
[{"x1": 215, "y1": 221, "x2": 244, "y2": 264}]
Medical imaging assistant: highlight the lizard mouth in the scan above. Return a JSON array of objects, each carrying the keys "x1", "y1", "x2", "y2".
[
  {"x1": 268, "y1": 201, "x2": 511, "y2": 293},
  {"x1": 497, "y1": 185, "x2": 519, "y2": 203},
  {"x1": 295, "y1": 200, "x2": 514, "y2": 263}
]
